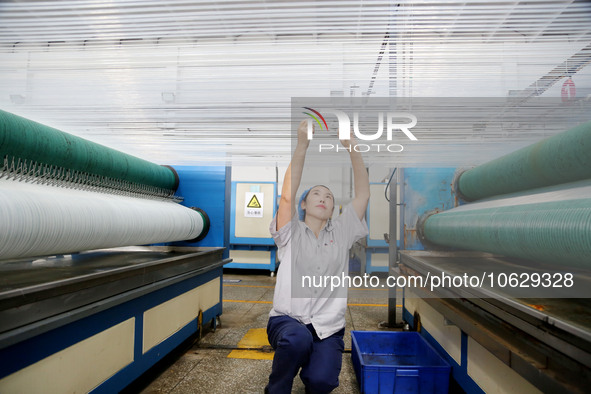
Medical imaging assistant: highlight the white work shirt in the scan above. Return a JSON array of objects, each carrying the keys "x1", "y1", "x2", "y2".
[{"x1": 269, "y1": 203, "x2": 368, "y2": 339}]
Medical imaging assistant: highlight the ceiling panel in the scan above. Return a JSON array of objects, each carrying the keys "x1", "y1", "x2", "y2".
[{"x1": 0, "y1": 0, "x2": 590, "y2": 167}]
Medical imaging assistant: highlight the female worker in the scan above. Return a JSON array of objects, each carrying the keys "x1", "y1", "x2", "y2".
[{"x1": 266, "y1": 119, "x2": 370, "y2": 393}]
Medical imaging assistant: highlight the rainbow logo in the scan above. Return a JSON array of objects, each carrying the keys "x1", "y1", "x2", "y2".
[{"x1": 303, "y1": 107, "x2": 328, "y2": 131}]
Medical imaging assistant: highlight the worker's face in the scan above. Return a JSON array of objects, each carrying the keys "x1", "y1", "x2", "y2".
[{"x1": 302, "y1": 186, "x2": 334, "y2": 221}]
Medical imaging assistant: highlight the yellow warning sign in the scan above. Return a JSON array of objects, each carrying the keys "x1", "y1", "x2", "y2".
[
  {"x1": 247, "y1": 194, "x2": 262, "y2": 208},
  {"x1": 244, "y1": 192, "x2": 264, "y2": 217}
]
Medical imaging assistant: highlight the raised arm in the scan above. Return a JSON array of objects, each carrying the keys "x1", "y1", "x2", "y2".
[
  {"x1": 340, "y1": 135, "x2": 370, "y2": 220},
  {"x1": 276, "y1": 120, "x2": 311, "y2": 230}
]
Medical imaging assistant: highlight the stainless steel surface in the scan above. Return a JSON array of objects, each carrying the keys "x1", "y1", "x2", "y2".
[
  {"x1": 399, "y1": 250, "x2": 591, "y2": 339},
  {"x1": 0, "y1": 247, "x2": 227, "y2": 346},
  {"x1": 399, "y1": 249, "x2": 591, "y2": 391},
  {"x1": 387, "y1": 168, "x2": 401, "y2": 327},
  {"x1": 400, "y1": 249, "x2": 591, "y2": 299}
]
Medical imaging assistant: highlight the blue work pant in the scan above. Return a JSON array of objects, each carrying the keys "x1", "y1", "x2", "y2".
[{"x1": 266, "y1": 315, "x2": 345, "y2": 394}]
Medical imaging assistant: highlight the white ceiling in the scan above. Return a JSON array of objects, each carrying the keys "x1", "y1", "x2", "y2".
[
  {"x1": 1, "y1": 0, "x2": 590, "y2": 168},
  {"x1": 1, "y1": 0, "x2": 589, "y2": 43}
]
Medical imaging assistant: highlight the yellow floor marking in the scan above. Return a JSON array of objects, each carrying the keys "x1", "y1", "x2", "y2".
[
  {"x1": 223, "y1": 284, "x2": 275, "y2": 289},
  {"x1": 348, "y1": 303, "x2": 388, "y2": 307},
  {"x1": 227, "y1": 328, "x2": 274, "y2": 360},
  {"x1": 223, "y1": 299, "x2": 273, "y2": 304}
]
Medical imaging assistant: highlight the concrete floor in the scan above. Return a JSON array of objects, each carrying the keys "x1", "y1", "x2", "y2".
[{"x1": 136, "y1": 270, "x2": 401, "y2": 394}]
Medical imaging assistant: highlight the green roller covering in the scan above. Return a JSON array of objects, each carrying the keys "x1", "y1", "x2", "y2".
[
  {"x1": 458, "y1": 120, "x2": 591, "y2": 201},
  {"x1": 423, "y1": 198, "x2": 591, "y2": 268},
  {"x1": 0, "y1": 109, "x2": 178, "y2": 191}
]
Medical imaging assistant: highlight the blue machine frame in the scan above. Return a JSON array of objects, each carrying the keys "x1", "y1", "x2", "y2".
[
  {"x1": 0, "y1": 261, "x2": 223, "y2": 393},
  {"x1": 167, "y1": 166, "x2": 231, "y2": 256},
  {"x1": 402, "y1": 168, "x2": 458, "y2": 251},
  {"x1": 0, "y1": 165, "x2": 230, "y2": 392},
  {"x1": 397, "y1": 167, "x2": 574, "y2": 393},
  {"x1": 364, "y1": 182, "x2": 391, "y2": 274}
]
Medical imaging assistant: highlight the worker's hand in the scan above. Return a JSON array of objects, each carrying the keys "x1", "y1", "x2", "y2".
[
  {"x1": 297, "y1": 119, "x2": 311, "y2": 148},
  {"x1": 339, "y1": 128, "x2": 355, "y2": 151}
]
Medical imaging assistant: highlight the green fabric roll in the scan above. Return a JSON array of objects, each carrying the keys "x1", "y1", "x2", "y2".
[
  {"x1": 423, "y1": 198, "x2": 591, "y2": 268},
  {"x1": 458, "y1": 120, "x2": 591, "y2": 201},
  {"x1": 0, "y1": 109, "x2": 177, "y2": 191}
]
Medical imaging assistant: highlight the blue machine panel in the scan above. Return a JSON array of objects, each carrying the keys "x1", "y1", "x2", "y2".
[
  {"x1": 166, "y1": 166, "x2": 230, "y2": 257},
  {"x1": 0, "y1": 265, "x2": 223, "y2": 393},
  {"x1": 365, "y1": 182, "x2": 390, "y2": 274},
  {"x1": 403, "y1": 168, "x2": 458, "y2": 250}
]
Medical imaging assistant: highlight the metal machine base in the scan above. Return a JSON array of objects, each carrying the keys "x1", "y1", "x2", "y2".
[
  {"x1": 399, "y1": 250, "x2": 591, "y2": 393},
  {"x1": 0, "y1": 247, "x2": 228, "y2": 393}
]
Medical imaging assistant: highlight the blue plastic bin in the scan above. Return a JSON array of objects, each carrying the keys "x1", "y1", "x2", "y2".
[{"x1": 351, "y1": 331, "x2": 451, "y2": 394}]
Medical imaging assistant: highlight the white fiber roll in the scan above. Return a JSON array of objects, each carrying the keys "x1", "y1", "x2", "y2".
[{"x1": 0, "y1": 179, "x2": 205, "y2": 261}]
